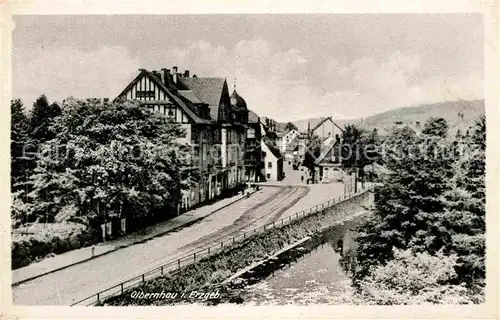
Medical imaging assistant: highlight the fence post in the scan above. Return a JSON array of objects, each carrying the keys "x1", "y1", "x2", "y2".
[
  {"x1": 243, "y1": 232, "x2": 246, "y2": 239},
  {"x1": 194, "y1": 252, "x2": 196, "y2": 261},
  {"x1": 233, "y1": 237, "x2": 235, "y2": 244},
  {"x1": 273, "y1": 221, "x2": 275, "y2": 228},
  {"x1": 161, "y1": 266, "x2": 163, "y2": 275},
  {"x1": 142, "y1": 274, "x2": 145, "y2": 282},
  {"x1": 97, "y1": 293, "x2": 100, "y2": 304},
  {"x1": 295, "y1": 212, "x2": 298, "y2": 219},
  {"x1": 221, "y1": 241, "x2": 224, "y2": 248},
  {"x1": 208, "y1": 247, "x2": 210, "y2": 254},
  {"x1": 178, "y1": 259, "x2": 180, "y2": 269},
  {"x1": 121, "y1": 283, "x2": 124, "y2": 294}
]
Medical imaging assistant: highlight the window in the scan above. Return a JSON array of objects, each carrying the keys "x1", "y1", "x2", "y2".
[
  {"x1": 136, "y1": 90, "x2": 155, "y2": 99},
  {"x1": 268, "y1": 162, "x2": 272, "y2": 168},
  {"x1": 247, "y1": 128, "x2": 255, "y2": 138},
  {"x1": 267, "y1": 173, "x2": 271, "y2": 179}
]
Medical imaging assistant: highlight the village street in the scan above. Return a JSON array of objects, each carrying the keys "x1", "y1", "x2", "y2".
[
  {"x1": 13, "y1": 164, "x2": 346, "y2": 305},
  {"x1": 11, "y1": 14, "x2": 486, "y2": 310}
]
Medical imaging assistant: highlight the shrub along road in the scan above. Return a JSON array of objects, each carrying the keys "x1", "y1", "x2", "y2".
[{"x1": 13, "y1": 185, "x2": 311, "y2": 305}]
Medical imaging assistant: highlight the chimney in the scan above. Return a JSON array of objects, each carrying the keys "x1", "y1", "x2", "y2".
[
  {"x1": 161, "y1": 68, "x2": 170, "y2": 85},
  {"x1": 172, "y1": 66, "x2": 178, "y2": 84},
  {"x1": 183, "y1": 70, "x2": 190, "y2": 78}
]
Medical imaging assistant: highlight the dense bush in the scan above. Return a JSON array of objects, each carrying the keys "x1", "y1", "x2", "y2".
[
  {"x1": 358, "y1": 249, "x2": 480, "y2": 305},
  {"x1": 11, "y1": 222, "x2": 95, "y2": 269}
]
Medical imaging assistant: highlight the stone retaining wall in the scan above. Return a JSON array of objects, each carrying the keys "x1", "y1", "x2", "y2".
[{"x1": 103, "y1": 189, "x2": 373, "y2": 306}]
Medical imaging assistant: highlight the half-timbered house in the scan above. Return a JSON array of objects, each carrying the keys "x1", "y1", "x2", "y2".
[{"x1": 115, "y1": 66, "x2": 249, "y2": 213}]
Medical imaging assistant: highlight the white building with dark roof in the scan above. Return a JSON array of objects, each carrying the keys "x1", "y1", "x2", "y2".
[{"x1": 261, "y1": 138, "x2": 284, "y2": 181}]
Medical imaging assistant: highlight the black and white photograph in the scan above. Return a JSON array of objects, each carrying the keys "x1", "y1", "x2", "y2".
[{"x1": 2, "y1": 1, "x2": 499, "y2": 318}]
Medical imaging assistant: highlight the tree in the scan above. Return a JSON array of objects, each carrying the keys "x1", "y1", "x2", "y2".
[
  {"x1": 422, "y1": 117, "x2": 448, "y2": 138},
  {"x1": 363, "y1": 128, "x2": 383, "y2": 182},
  {"x1": 29, "y1": 94, "x2": 62, "y2": 144},
  {"x1": 284, "y1": 121, "x2": 298, "y2": 132},
  {"x1": 440, "y1": 115, "x2": 485, "y2": 288},
  {"x1": 340, "y1": 124, "x2": 379, "y2": 191},
  {"x1": 350, "y1": 116, "x2": 486, "y2": 300},
  {"x1": 11, "y1": 99, "x2": 30, "y2": 191},
  {"x1": 302, "y1": 133, "x2": 322, "y2": 183},
  {"x1": 26, "y1": 98, "x2": 195, "y2": 228},
  {"x1": 353, "y1": 119, "x2": 454, "y2": 281}
]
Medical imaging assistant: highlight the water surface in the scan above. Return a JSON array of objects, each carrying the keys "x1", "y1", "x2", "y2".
[{"x1": 241, "y1": 219, "x2": 361, "y2": 305}]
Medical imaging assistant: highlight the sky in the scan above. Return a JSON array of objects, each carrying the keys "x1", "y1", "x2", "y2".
[{"x1": 12, "y1": 14, "x2": 483, "y2": 122}]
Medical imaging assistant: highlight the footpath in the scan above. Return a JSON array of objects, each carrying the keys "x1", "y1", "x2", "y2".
[{"x1": 12, "y1": 187, "x2": 257, "y2": 286}]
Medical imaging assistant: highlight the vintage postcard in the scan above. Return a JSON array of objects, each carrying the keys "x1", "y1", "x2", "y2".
[{"x1": 1, "y1": 0, "x2": 499, "y2": 319}]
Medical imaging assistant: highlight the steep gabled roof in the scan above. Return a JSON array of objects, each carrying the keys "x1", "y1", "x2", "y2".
[
  {"x1": 147, "y1": 71, "x2": 213, "y2": 124},
  {"x1": 263, "y1": 137, "x2": 282, "y2": 159},
  {"x1": 177, "y1": 90, "x2": 203, "y2": 104},
  {"x1": 115, "y1": 70, "x2": 211, "y2": 124},
  {"x1": 179, "y1": 77, "x2": 226, "y2": 106}
]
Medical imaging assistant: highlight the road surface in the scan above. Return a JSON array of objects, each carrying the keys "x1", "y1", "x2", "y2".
[{"x1": 13, "y1": 185, "x2": 309, "y2": 305}]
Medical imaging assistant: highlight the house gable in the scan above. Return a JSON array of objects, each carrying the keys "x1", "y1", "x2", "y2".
[
  {"x1": 115, "y1": 69, "x2": 211, "y2": 125},
  {"x1": 116, "y1": 70, "x2": 171, "y2": 102}
]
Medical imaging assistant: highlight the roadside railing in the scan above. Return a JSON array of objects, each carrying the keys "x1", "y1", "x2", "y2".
[{"x1": 70, "y1": 186, "x2": 372, "y2": 306}]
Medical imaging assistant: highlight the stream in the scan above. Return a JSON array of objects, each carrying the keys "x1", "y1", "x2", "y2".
[{"x1": 237, "y1": 217, "x2": 362, "y2": 305}]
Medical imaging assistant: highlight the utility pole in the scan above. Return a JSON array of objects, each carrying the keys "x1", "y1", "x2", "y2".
[{"x1": 354, "y1": 141, "x2": 358, "y2": 193}]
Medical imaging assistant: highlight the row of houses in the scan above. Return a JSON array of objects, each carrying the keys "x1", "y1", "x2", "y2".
[
  {"x1": 271, "y1": 118, "x2": 346, "y2": 184},
  {"x1": 115, "y1": 66, "x2": 285, "y2": 212}
]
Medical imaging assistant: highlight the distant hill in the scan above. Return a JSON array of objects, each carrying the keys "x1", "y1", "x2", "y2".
[{"x1": 290, "y1": 99, "x2": 485, "y2": 136}]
